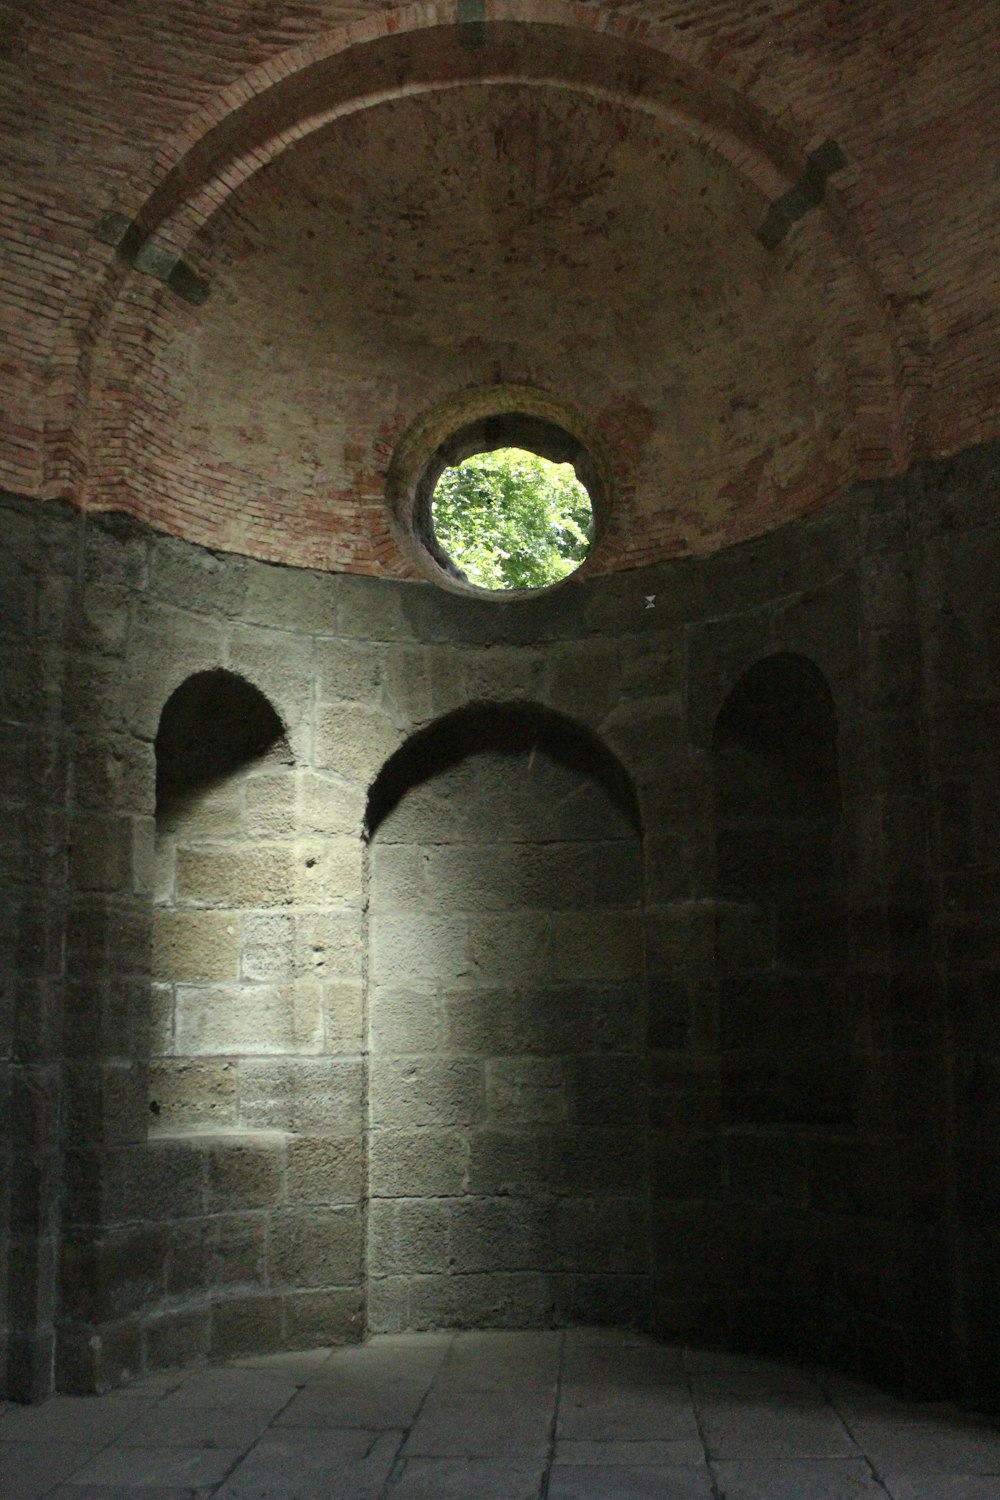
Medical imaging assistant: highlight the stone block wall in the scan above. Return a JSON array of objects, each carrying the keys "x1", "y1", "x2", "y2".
[
  {"x1": 0, "y1": 498, "x2": 76, "y2": 1399},
  {"x1": 712, "y1": 652, "x2": 848, "y2": 1129},
  {"x1": 2, "y1": 439, "x2": 1000, "y2": 1402},
  {"x1": 912, "y1": 446, "x2": 1000, "y2": 1406},
  {"x1": 54, "y1": 526, "x2": 378, "y2": 1390},
  {"x1": 644, "y1": 484, "x2": 954, "y2": 1394}
]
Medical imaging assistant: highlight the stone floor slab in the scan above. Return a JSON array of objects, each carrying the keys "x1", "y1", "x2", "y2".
[
  {"x1": 851, "y1": 1419, "x2": 1000, "y2": 1475},
  {"x1": 389, "y1": 1457, "x2": 546, "y2": 1498},
  {"x1": 696, "y1": 1397, "x2": 858, "y2": 1459},
  {"x1": 161, "y1": 1369, "x2": 301, "y2": 1413},
  {"x1": 563, "y1": 1329, "x2": 655, "y2": 1345},
  {"x1": 3, "y1": 1331, "x2": 996, "y2": 1500},
  {"x1": 114, "y1": 1370, "x2": 193, "y2": 1399},
  {"x1": 689, "y1": 1368, "x2": 824, "y2": 1400},
  {"x1": 50, "y1": 1489, "x2": 216, "y2": 1499},
  {"x1": 883, "y1": 1477, "x2": 1000, "y2": 1499},
  {"x1": 307, "y1": 1360, "x2": 436, "y2": 1393},
  {"x1": 822, "y1": 1376, "x2": 910, "y2": 1416},
  {"x1": 67, "y1": 1443, "x2": 244, "y2": 1488},
  {"x1": 407, "y1": 1391, "x2": 552, "y2": 1457},
  {"x1": 555, "y1": 1439, "x2": 706, "y2": 1465},
  {"x1": 215, "y1": 1430, "x2": 402, "y2": 1500},
  {"x1": 0, "y1": 1394, "x2": 150, "y2": 1443},
  {"x1": 563, "y1": 1347, "x2": 686, "y2": 1387},
  {"x1": 277, "y1": 1381, "x2": 428, "y2": 1428},
  {"x1": 0, "y1": 1441, "x2": 96, "y2": 1500},
  {"x1": 559, "y1": 1388, "x2": 699, "y2": 1442},
  {"x1": 712, "y1": 1458, "x2": 887, "y2": 1497},
  {"x1": 369, "y1": 1333, "x2": 455, "y2": 1352},
  {"x1": 326, "y1": 1339, "x2": 451, "y2": 1384},
  {"x1": 547, "y1": 1463, "x2": 715, "y2": 1498},
  {"x1": 683, "y1": 1348, "x2": 803, "y2": 1375},
  {"x1": 450, "y1": 1331, "x2": 561, "y2": 1356},
  {"x1": 115, "y1": 1404, "x2": 274, "y2": 1450},
  {"x1": 438, "y1": 1334, "x2": 562, "y2": 1392},
  {"x1": 232, "y1": 1348, "x2": 335, "y2": 1375}
]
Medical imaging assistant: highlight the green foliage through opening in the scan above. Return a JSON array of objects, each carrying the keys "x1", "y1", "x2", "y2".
[{"x1": 431, "y1": 447, "x2": 593, "y2": 591}]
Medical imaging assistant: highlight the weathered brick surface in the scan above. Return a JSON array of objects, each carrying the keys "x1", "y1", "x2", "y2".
[{"x1": 0, "y1": 3, "x2": 997, "y2": 575}]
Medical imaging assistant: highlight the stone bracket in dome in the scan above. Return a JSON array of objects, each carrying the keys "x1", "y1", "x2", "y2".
[
  {"x1": 757, "y1": 138, "x2": 848, "y2": 250},
  {"x1": 92, "y1": 209, "x2": 210, "y2": 304},
  {"x1": 458, "y1": 0, "x2": 486, "y2": 47}
]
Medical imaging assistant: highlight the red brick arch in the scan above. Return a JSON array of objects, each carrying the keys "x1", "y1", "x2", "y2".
[
  {"x1": 94, "y1": 4, "x2": 893, "y2": 284},
  {"x1": 64, "y1": 4, "x2": 916, "y2": 565}
]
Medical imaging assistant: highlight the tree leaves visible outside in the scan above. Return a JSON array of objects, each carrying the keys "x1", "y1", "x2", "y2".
[{"x1": 432, "y1": 447, "x2": 593, "y2": 590}]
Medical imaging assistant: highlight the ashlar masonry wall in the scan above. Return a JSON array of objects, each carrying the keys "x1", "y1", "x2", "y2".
[
  {"x1": 0, "y1": 499, "x2": 77, "y2": 1401},
  {"x1": 2, "y1": 439, "x2": 1000, "y2": 1402},
  {"x1": 55, "y1": 527, "x2": 380, "y2": 1390}
]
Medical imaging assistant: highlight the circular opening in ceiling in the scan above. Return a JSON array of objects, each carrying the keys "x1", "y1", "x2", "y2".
[
  {"x1": 386, "y1": 388, "x2": 612, "y2": 598},
  {"x1": 431, "y1": 446, "x2": 593, "y2": 592}
]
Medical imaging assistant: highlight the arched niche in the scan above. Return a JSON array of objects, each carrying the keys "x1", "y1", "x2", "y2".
[
  {"x1": 366, "y1": 700, "x2": 642, "y2": 839},
  {"x1": 156, "y1": 669, "x2": 287, "y2": 816},
  {"x1": 365, "y1": 701, "x2": 649, "y2": 1331},
  {"x1": 712, "y1": 654, "x2": 852, "y2": 1129},
  {"x1": 151, "y1": 669, "x2": 292, "y2": 1129}
]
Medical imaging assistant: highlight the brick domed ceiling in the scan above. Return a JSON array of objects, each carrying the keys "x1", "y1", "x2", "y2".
[
  {"x1": 103, "y1": 82, "x2": 880, "y2": 572},
  {"x1": 1, "y1": 3, "x2": 997, "y2": 576}
]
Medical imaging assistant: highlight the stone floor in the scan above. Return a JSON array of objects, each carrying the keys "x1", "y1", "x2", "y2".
[{"x1": 2, "y1": 1329, "x2": 999, "y2": 1499}]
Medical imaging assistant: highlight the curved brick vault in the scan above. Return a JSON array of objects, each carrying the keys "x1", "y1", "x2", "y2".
[{"x1": 1, "y1": 0, "x2": 997, "y2": 573}]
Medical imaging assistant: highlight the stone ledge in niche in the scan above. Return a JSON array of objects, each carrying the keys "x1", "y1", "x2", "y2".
[{"x1": 147, "y1": 1125, "x2": 293, "y2": 1147}]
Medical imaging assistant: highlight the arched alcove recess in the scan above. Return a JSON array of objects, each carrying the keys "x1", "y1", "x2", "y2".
[
  {"x1": 713, "y1": 654, "x2": 849, "y2": 1128},
  {"x1": 710, "y1": 652, "x2": 853, "y2": 1347},
  {"x1": 152, "y1": 670, "x2": 292, "y2": 1130},
  {"x1": 365, "y1": 701, "x2": 649, "y2": 1331}
]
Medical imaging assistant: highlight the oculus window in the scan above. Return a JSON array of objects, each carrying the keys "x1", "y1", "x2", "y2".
[{"x1": 431, "y1": 446, "x2": 593, "y2": 591}]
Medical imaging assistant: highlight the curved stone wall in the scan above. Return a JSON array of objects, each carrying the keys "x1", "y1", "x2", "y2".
[{"x1": 3, "y1": 439, "x2": 1000, "y2": 1403}]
